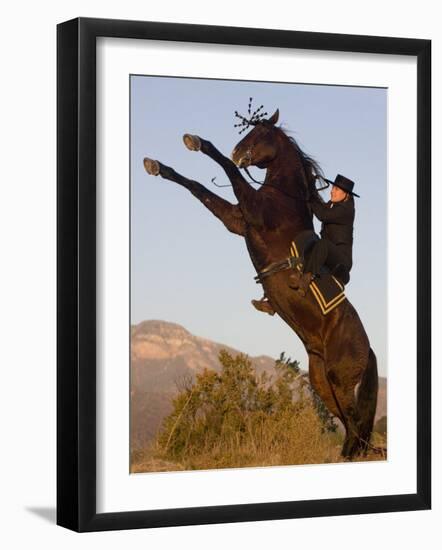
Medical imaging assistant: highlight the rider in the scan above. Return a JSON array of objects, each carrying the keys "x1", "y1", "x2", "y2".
[
  {"x1": 291, "y1": 174, "x2": 358, "y2": 295},
  {"x1": 252, "y1": 174, "x2": 358, "y2": 315}
]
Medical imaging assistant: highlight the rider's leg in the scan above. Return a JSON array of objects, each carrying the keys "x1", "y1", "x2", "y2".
[
  {"x1": 321, "y1": 241, "x2": 352, "y2": 285},
  {"x1": 290, "y1": 239, "x2": 347, "y2": 296},
  {"x1": 304, "y1": 238, "x2": 329, "y2": 275},
  {"x1": 293, "y1": 239, "x2": 329, "y2": 296},
  {"x1": 288, "y1": 239, "x2": 326, "y2": 295}
]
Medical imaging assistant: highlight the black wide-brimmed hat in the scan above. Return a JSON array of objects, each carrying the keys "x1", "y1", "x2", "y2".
[{"x1": 324, "y1": 174, "x2": 360, "y2": 197}]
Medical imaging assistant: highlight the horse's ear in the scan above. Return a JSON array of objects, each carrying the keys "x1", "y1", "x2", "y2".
[{"x1": 268, "y1": 109, "x2": 279, "y2": 125}]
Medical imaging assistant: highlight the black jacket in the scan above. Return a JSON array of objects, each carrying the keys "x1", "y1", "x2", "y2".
[{"x1": 310, "y1": 195, "x2": 355, "y2": 267}]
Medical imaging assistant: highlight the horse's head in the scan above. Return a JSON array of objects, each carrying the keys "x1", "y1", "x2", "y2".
[{"x1": 231, "y1": 109, "x2": 281, "y2": 169}]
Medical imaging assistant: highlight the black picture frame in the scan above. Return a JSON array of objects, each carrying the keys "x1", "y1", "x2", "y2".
[{"x1": 57, "y1": 17, "x2": 431, "y2": 532}]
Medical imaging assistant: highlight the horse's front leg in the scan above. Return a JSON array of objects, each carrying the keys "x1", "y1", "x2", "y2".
[
  {"x1": 143, "y1": 158, "x2": 245, "y2": 236},
  {"x1": 183, "y1": 134, "x2": 263, "y2": 227}
]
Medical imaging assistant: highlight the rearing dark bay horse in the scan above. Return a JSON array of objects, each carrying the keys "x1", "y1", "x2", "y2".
[{"x1": 143, "y1": 108, "x2": 378, "y2": 459}]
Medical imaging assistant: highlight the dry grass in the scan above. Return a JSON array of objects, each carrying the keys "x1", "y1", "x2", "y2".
[
  {"x1": 131, "y1": 440, "x2": 386, "y2": 473},
  {"x1": 130, "y1": 351, "x2": 387, "y2": 473},
  {"x1": 131, "y1": 416, "x2": 387, "y2": 473}
]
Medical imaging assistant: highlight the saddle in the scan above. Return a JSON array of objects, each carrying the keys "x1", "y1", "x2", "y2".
[{"x1": 291, "y1": 230, "x2": 347, "y2": 315}]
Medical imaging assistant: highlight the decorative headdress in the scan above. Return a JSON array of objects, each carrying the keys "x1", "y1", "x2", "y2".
[{"x1": 234, "y1": 98, "x2": 268, "y2": 134}]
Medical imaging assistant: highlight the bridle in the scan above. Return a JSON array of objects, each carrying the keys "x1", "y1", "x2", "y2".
[{"x1": 211, "y1": 156, "x2": 330, "y2": 203}]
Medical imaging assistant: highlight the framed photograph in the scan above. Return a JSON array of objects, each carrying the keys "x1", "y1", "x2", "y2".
[{"x1": 57, "y1": 17, "x2": 431, "y2": 532}]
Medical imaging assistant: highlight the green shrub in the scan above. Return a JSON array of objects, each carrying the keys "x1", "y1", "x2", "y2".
[{"x1": 154, "y1": 350, "x2": 341, "y2": 469}]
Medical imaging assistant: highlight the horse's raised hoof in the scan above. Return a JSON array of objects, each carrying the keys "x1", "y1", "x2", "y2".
[
  {"x1": 183, "y1": 133, "x2": 201, "y2": 151},
  {"x1": 143, "y1": 157, "x2": 160, "y2": 176}
]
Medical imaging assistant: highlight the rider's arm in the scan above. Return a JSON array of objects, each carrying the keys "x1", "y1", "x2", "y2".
[{"x1": 310, "y1": 196, "x2": 351, "y2": 224}]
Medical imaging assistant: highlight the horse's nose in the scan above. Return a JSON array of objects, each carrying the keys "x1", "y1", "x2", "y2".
[
  {"x1": 231, "y1": 147, "x2": 250, "y2": 168},
  {"x1": 237, "y1": 157, "x2": 251, "y2": 168}
]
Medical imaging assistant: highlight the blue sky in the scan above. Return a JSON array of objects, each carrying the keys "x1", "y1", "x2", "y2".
[{"x1": 130, "y1": 75, "x2": 387, "y2": 376}]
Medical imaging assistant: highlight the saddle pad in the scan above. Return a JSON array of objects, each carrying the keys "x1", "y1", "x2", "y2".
[{"x1": 290, "y1": 236, "x2": 346, "y2": 315}]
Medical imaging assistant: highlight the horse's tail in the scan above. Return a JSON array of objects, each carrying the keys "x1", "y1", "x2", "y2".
[{"x1": 357, "y1": 347, "x2": 379, "y2": 452}]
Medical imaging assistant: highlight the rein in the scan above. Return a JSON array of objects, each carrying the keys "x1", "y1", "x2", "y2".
[{"x1": 211, "y1": 172, "x2": 329, "y2": 203}]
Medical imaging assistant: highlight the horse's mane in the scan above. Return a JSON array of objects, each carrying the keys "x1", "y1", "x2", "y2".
[{"x1": 277, "y1": 125, "x2": 324, "y2": 202}]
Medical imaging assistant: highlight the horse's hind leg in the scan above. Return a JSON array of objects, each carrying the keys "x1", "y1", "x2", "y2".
[
  {"x1": 355, "y1": 348, "x2": 378, "y2": 454},
  {"x1": 328, "y1": 349, "x2": 378, "y2": 459},
  {"x1": 309, "y1": 354, "x2": 366, "y2": 459},
  {"x1": 325, "y1": 365, "x2": 363, "y2": 459},
  {"x1": 308, "y1": 353, "x2": 343, "y2": 425}
]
